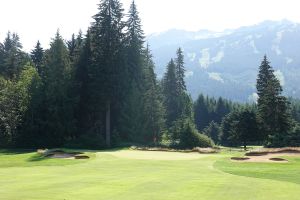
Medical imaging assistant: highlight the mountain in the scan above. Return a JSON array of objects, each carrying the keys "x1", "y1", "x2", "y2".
[{"x1": 147, "y1": 20, "x2": 300, "y2": 102}]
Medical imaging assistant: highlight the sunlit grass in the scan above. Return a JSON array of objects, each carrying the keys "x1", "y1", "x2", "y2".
[{"x1": 0, "y1": 149, "x2": 299, "y2": 200}]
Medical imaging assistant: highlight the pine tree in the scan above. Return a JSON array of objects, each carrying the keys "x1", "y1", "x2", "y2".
[
  {"x1": 256, "y1": 55, "x2": 292, "y2": 146},
  {"x1": 118, "y1": 0, "x2": 147, "y2": 142},
  {"x1": 73, "y1": 30, "x2": 93, "y2": 138},
  {"x1": 203, "y1": 121, "x2": 221, "y2": 144},
  {"x1": 2, "y1": 32, "x2": 28, "y2": 79},
  {"x1": 90, "y1": 0, "x2": 126, "y2": 147},
  {"x1": 163, "y1": 59, "x2": 179, "y2": 127},
  {"x1": 175, "y1": 48, "x2": 186, "y2": 92},
  {"x1": 67, "y1": 33, "x2": 84, "y2": 64},
  {"x1": 194, "y1": 94, "x2": 210, "y2": 130},
  {"x1": 215, "y1": 97, "x2": 229, "y2": 123},
  {"x1": 142, "y1": 45, "x2": 165, "y2": 143},
  {"x1": 30, "y1": 41, "x2": 44, "y2": 76},
  {"x1": 0, "y1": 43, "x2": 5, "y2": 75},
  {"x1": 42, "y1": 31, "x2": 74, "y2": 147}
]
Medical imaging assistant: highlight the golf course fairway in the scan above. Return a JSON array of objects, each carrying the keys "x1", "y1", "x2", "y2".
[{"x1": 0, "y1": 149, "x2": 300, "y2": 200}]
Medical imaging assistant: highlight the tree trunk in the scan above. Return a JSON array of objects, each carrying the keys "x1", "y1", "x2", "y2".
[
  {"x1": 243, "y1": 140, "x2": 247, "y2": 151},
  {"x1": 106, "y1": 101, "x2": 111, "y2": 147}
]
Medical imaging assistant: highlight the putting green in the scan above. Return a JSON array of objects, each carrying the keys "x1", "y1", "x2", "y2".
[
  {"x1": 0, "y1": 149, "x2": 300, "y2": 200},
  {"x1": 100, "y1": 150, "x2": 210, "y2": 160}
]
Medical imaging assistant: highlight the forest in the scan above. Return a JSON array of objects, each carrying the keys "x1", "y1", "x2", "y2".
[{"x1": 0, "y1": 0, "x2": 300, "y2": 150}]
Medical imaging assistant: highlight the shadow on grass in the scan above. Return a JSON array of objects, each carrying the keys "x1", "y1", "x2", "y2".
[
  {"x1": 26, "y1": 154, "x2": 50, "y2": 162},
  {"x1": 0, "y1": 149, "x2": 34, "y2": 155}
]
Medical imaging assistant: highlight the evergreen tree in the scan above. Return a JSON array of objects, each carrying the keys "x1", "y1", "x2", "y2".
[
  {"x1": 215, "y1": 97, "x2": 229, "y2": 122},
  {"x1": 118, "y1": 0, "x2": 146, "y2": 142},
  {"x1": 142, "y1": 45, "x2": 165, "y2": 143},
  {"x1": 90, "y1": 0, "x2": 126, "y2": 147},
  {"x1": 163, "y1": 59, "x2": 179, "y2": 127},
  {"x1": 42, "y1": 31, "x2": 74, "y2": 147},
  {"x1": 30, "y1": 41, "x2": 44, "y2": 76},
  {"x1": 73, "y1": 30, "x2": 93, "y2": 138},
  {"x1": 67, "y1": 34, "x2": 76, "y2": 58},
  {"x1": 0, "y1": 43, "x2": 5, "y2": 75},
  {"x1": 125, "y1": 0, "x2": 144, "y2": 84},
  {"x1": 256, "y1": 55, "x2": 292, "y2": 146},
  {"x1": 2, "y1": 32, "x2": 28, "y2": 79},
  {"x1": 67, "y1": 33, "x2": 84, "y2": 63},
  {"x1": 194, "y1": 94, "x2": 210, "y2": 130},
  {"x1": 221, "y1": 108, "x2": 259, "y2": 150},
  {"x1": 175, "y1": 48, "x2": 186, "y2": 92},
  {"x1": 15, "y1": 66, "x2": 43, "y2": 147},
  {"x1": 203, "y1": 121, "x2": 221, "y2": 144},
  {"x1": 194, "y1": 94, "x2": 239, "y2": 131}
]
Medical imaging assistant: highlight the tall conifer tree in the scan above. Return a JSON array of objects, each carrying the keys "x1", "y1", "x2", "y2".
[
  {"x1": 175, "y1": 48, "x2": 186, "y2": 92},
  {"x1": 90, "y1": 0, "x2": 126, "y2": 147},
  {"x1": 256, "y1": 55, "x2": 292, "y2": 146},
  {"x1": 43, "y1": 31, "x2": 74, "y2": 146},
  {"x1": 30, "y1": 41, "x2": 44, "y2": 76},
  {"x1": 118, "y1": 0, "x2": 146, "y2": 142},
  {"x1": 163, "y1": 59, "x2": 179, "y2": 127},
  {"x1": 142, "y1": 45, "x2": 165, "y2": 143}
]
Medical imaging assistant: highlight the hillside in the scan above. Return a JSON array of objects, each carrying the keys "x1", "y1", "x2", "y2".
[{"x1": 148, "y1": 20, "x2": 300, "y2": 101}]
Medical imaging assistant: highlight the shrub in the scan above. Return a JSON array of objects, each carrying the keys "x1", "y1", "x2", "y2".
[
  {"x1": 172, "y1": 119, "x2": 214, "y2": 149},
  {"x1": 288, "y1": 124, "x2": 300, "y2": 147},
  {"x1": 203, "y1": 121, "x2": 221, "y2": 144},
  {"x1": 65, "y1": 133, "x2": 106, "y2": 149}
]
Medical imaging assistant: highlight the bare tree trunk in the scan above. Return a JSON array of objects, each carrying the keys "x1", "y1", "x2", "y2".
[{"x1": 106, "y1": 101, "x2": 111, "y2": 147}]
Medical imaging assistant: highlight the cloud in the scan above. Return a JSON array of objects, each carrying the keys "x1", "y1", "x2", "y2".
[
  {"x1": 248, "y1": 93, "x2": 259, "y2": 103},
  {"x1": 186, "y1": 71, "x2": 194, "y2": 78},
  {"x1": 274, "y1": 70, "x2": 285, "y2": 86},
  {"x1": 211, "y1": 51, "x2": 224, "y2": 63},
  {"x1": 271, "y1": 31, "x2": 284, "y2": 55},
  {"x1": 208, "y1": 72, "x2": 224, "y2": 83},
  {"x1": 187, "y1": 53, "x2": 196, "y2": 62},
  {"x1": 199, "y1": 48, "x2": 210, "y2": 69},
  {"x1": 249, "y1": 40, "x2": 260, "y2": 54},
  {"x1": 285, "y1": 57, "x2": 293, "y2": 64}
]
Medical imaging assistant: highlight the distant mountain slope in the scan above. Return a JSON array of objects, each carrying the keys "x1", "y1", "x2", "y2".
[{"x1": 147, "y1": 20, "x2": 300, "y2": 102}]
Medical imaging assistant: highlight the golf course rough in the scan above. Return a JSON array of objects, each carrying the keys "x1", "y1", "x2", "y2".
[{"x1": 0, "y1": 149, "x2": 300, "y2": 200}]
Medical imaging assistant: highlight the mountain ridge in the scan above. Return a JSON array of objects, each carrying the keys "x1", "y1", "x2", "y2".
[{"x1": 147, "y1": 20, "x2": 300, "y2": 102}]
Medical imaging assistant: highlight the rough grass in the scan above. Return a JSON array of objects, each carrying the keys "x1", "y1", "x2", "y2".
[{"x1": 0, "y1": 148, "x2": 300, "y2": 200}]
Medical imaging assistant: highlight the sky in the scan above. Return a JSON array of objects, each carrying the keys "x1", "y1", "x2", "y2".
[{"x1": 1, "y1": 0, "x2": 300, "y2": 51}]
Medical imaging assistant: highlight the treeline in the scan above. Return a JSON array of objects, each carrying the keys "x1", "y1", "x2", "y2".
[
  {"x1": 0, "y1": 0, "x2": 213, "y2": 149},
  {"x1": 194, "y1": 57, "x2": 300, "y2": 149},
  {"x1": 0, "y1": 0, "x2": 299, "y2": 149}
]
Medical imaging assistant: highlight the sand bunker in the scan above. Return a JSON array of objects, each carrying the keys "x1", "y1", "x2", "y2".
[
  {"x1": 38, "y1": 149, "x2": 89, "y2": 159},
  {"x1": 101, "y1": 150, "x2": 210, "y2": 160},
  {"x1": 232, "y1": 148, "x2": 300, "y2": 163}
]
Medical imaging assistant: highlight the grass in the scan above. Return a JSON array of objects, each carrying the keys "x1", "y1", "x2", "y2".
[{"x1": 0, "y1": 149, "x2": 300, "y2": 200}]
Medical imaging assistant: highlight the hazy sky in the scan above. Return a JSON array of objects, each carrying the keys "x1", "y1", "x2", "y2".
[{"x1": 1, "y1": 0, "x2": 300, "y2": 51}]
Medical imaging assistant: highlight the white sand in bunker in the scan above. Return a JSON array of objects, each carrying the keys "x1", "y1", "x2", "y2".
[
  {"x1": 37, "y1": 149, "x2": 90, "y2": 159},
  {"x1": 232, "y1": 152, "x2": 300, "y2": 163},
  {"x1": 101, "y1": 150, "x2": 210, "y2": 160}
]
